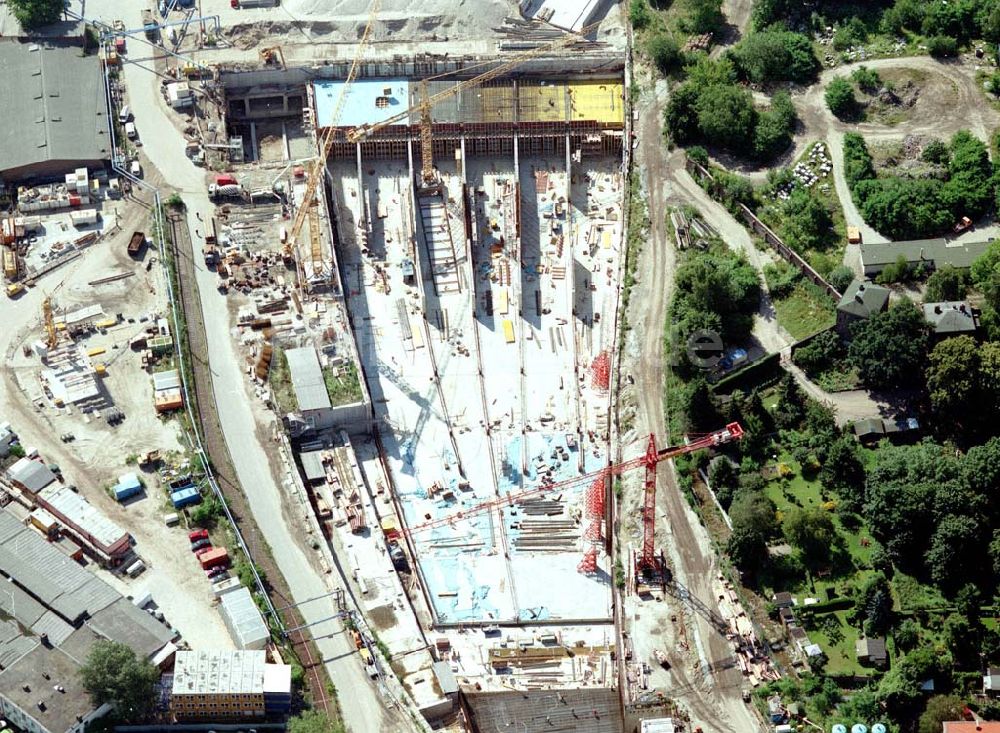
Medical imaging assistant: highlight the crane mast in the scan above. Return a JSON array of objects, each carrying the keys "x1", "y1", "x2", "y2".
[
  {"x1": 346, "y1": 21, "x2": 602, "y2": 183},
  {"x1": 401, "y1": 423, "x2": 743, "y2": 584},
  {"x1": 284, "y1": 0, "x2": 381, "y2": 283}
]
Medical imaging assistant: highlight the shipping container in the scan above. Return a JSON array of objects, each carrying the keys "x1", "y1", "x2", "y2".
[
  {"x1": 198, "y1": 546, "x2": 229, "y2": 570},
  {"x1": 163, "y1": 512, "x2": 180, "y2": 526},
  {"x1": 69, "y1": 209, "x2": 98, "y2": 226},
  {"x1": 114, "y1": 482, "x2": 142, "y2": 502},
  {"x1": 215, "y1": 174, "x2": 238, "y2": 186},
  {"x1": 171, "y1": 486, "x2": 201, "y2": 508}
]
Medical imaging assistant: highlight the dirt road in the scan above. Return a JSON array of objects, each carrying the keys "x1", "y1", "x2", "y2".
[{"x1": 622, "y1": 55, "x2": 765, "y2": 731}]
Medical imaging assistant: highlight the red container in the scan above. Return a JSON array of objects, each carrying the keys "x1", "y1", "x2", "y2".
[
  {"x1": 198, "y1": 547, "x2": 229, "y2": 570},
  {"x1": 215, "y1": 174, "x2": 237, "y2": 186},
  {"x1": 69, "y1": 195, "x2": 81, "y2": 207}
]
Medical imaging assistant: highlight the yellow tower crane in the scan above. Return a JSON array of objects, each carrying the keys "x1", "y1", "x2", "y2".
[
  {"x1": 285, "y1": 0, "x2": 381, "y2": 285},
  {"x1": 42, "y1": 297, "x2": 57, "y2": 349},
  {"x1": 346, "y1": 22, "x2": 601, "y2": 183}
]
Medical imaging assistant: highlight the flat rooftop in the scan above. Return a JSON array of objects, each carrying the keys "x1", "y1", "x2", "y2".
[
  {"x1": 172, "y1": 649, "x2": 290, "y2": 695},
  {"x1": 0, "y1": 39, "x2": 109, "y2": 178},
  {"x1": 286, "y1": 346, "x2": 331, "y2": 412},
  {"x1": 314, "y1": 78, "x2": 411, "y2": 129}
]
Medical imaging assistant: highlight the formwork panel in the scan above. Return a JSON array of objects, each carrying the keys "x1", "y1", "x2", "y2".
[
  {"x1": 464, "y1": 82, "x2": 515, "y2": 124},
  {"x1": 567, "y1": 80, "x2": 625, "y2": 124},
  {"x1": 409, "y1": 80, "x2": 462, "y2": 125},
  {"x1": 517, "y1": 81, "x2": 568, "y2": 123}
]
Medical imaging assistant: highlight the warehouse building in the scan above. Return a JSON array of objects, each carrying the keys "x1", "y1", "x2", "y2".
[
  {"x1": 169, "y1": 649, "x2": 292, "y2": 720},
  {"x1": 284, "y1": 346, "x2": 335, "y2": 430},
  {"x1": 0, "y1": 509, "x2": 173, "y2": 733},
  {"x1": 0, "y1": 40, "x2": 110, "y2": 184}
]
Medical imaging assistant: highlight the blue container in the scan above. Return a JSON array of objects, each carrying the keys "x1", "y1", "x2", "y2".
[
  {"x1": 114, "y1": 483, "x2": 142, "y2": 502},
  {"x1": 171, "y1": 486, "x2": 201, "y2": 508}
]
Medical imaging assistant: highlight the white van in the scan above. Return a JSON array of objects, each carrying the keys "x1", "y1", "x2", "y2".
[
  {"x1": 130, "y1": 160, "x2": 142, "y2": 178},
  {"x1": 126, "y1": 559, "x2": 146, "y2": 577},
  {"x1": 118, "y1": 104, "x2": 131, "y2": 123},
  {"x1": 124, "y1": 122, "x2": 137, "y2": 140}
]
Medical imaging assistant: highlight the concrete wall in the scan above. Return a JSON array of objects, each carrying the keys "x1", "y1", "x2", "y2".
[{"x1": 217, "y1": 54, "x2": 625, "y2": 94}]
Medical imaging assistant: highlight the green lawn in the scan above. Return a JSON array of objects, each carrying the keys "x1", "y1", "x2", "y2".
[
  {"x1": 806, "y1": 610, "x2": 867, "y2": 677},
  {"x1": 773, "y1": 282, "x2": 836, "y2": 340},
  {"x1": 813, "y1": 362, "x2": 861, "y2": 392}
]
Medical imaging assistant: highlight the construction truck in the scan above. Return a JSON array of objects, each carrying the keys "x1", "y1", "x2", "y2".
[
  {"x1": 203, "y1": 244, "x2": 219, "y2": 266},
  {"x1": 6, "y1": 282, "x2": 25, "y2": 299},
  {"x1": 208, "y1": 175, "x2": 244, "y2": 200}
]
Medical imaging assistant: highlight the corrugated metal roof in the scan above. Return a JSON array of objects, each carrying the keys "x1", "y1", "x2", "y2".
[
  {"x1": 0, "y1": 584, "x2": 46, "y2": 626},
  {"x1": 285, "y1": 347, "x2": 331, "y2": 412},
  {"x1": 220, "y1": 587, "x2": 270, "y2": 649},
  {"x1": 7, "y1": 457, "x2": 57, "y2": 492},
  {"x1": 152, "y1": 369, "x2": 181, "y2": 391},
  {"x1": 31, "y1": 609, "x2": 75, "y2": 646},
  {"x1": 0, "y1": 619, "x2": 37, "y2": 669},
  {"x1": 0, "y1": 509, "x2": 27, "y2": 544},
  {"x1": 0, "y1": 41, "x2": 109, "y2": 178},
  {"x1": 40, "y1": 484, "x2": 129, "y2": 550},
  {"x1": 432, "y1": 660, "x2": 458, "y2": 695}
]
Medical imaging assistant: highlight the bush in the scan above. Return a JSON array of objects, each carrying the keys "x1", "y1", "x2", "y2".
[
  {"x1": 793, "y1": 329, "x2": 842, "y2": 374},
  {"x1": 827, "y1": 265, "x2": 855, "y2": 294},
  {"x1": 729, "y1": 29, "x2": 819, "y2": 84},
  {"x1": 687, "y1": 145, "x2": 709, "y2": 167},
  {"x1": 855, "y1": 178, "x2": 952, "y2": 241},
  {"x1": 851, "y1": 65, "x2": 882, "y2": 93},
  {"x1": 832, "y1": 17, "x2": 869, "y2": 51},
  {"x1": 752, "y1": 91, "x2": 796, "y2": 161},
  {"x1": 695, "y1": 84, "x2": 758, "y2": 150},
  {"x1": 925, "y1": 264, "x2": 970, "y2": 302},
  {"x1": 680, "y1": 0, "x2": 725, "y2": 35},
  {"x1": 921, "y1": 139, "x2": 949, "y2": 164},
  {"x1": 647, "y1": 32, "x2": 682, "y2": 74},
  {"x1": 842, "y1": 132, "x2": 875, "y2": 188},
  {"x1": 781, "y1": 187, "x2": 834, "y2": 253},
  {"x1": 825, "y1": 77, "x2": 858, "y2": 119},
  {"x1": 764, "y1": 261, "x2": 801, "y2": 299},
  {"x1": 629, "y1": 0, "x2": 652, "y2": 29},
  {"x1": 926, "y1": 35, "x2": 959, "y2": 58}
]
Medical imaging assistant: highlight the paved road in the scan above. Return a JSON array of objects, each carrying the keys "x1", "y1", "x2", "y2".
[{"x1": 90, "y1": 9, "x2": 401, "y2": 729}]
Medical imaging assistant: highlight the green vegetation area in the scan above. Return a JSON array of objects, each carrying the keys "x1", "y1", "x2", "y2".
[
  {"x1": 770, "y1": 280, "x2": 836, "y2": 340},
  {"x1": 7, "y1": 0, "x2": 62, "y2": 30},
  {"x1": 754, "y1": 0, "x2": 1000, "y2": 62},
  {"x1": 323, "y1": 360, "x2": 363, "y2": 407},
  {"x1": 269, "y1": 346, "x2": 298, "y2": 414},
  {"x1": 843, "y1": 129, "x2": 998, "y2": 241}
]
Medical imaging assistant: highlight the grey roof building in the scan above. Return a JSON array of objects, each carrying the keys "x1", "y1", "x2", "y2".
[
  {"x1": 860, "y1": 238, "x2": 991, "y2": 277},
  {"x1": 923, "y1": 301, "x2": 979, "y2": 337},
  {"x1": 856, "y1": 636, "x2": 888, "y2": 667},
  {"x1": 6, "y1": 457, "x2": 58, "y2": 494},
  {"x1": 0, "y1": 40, "x2": 109, "y2": 183},
  {"x1": 0, "y1": 509, "x2": 173, "y2": 733},
  {"x1": 219, "y1": 586, "x2": 270, "y2": 650},
  {"x1": 836, "y1": 279, "x2": 890, "y2": 335},
  {"x1": 285, "y1": 346, "x2": 331, "y2": 412}
]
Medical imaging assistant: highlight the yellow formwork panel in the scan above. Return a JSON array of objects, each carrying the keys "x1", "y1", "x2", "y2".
[
  {"x1": 568, "y1": 80, "x2": 625, "y2": 124},
  {"x1": 517, "y1": 82, "x2": 567, "y2": 123}
]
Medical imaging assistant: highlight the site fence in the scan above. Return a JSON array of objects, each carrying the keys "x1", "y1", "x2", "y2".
[{"x1": 684, "y1": 158, "x2": 843, "y2": 301}]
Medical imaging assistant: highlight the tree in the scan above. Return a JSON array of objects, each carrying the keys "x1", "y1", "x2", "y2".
[
  {"x1": 854, "y1": 177, "x2": 953, "y2": 240},
  {"x1": 849, "y1": 299, "x2": 930, "y2": 390},
  {"x1": 793, "y1": 329, "x2": 843, "y2": 375},
  {"x1": 694, "y1": 83, "x2": 757, "y2": 152},
  {"x1": 772, "y1": 372, "x2": 806, "y2": 430},
  {"x1": 664, "y1": 83, "x2": 701, "y2": 145},
  {"x1": 752, "y1": 91, "x2": 796, "y2": 161},
  {"x1": 629, "y1": 0, "x2": 652, "y2": 29},
  {"x1": 895, "y1": 619, "x2": 921, "y2": 651},
  {"x1": 851, "y1": 65, "x2": 882, "y2": 93},
  {"x1": 288, "y1": 710, "x2": 347, "y2": 733},
  {"x1": 781, "y1": 187, "x2": 834, "y2": 252},
  {"x1": 684, "y1": 377, "x2": 719, "y2": 430},
  {"x1": 682, "y1": 0, "x2": 724, "y2": 34},
  {"x1": 926, "y1": 335, "x2": 981, "y2": 436},
  {"x1": 7, "y1": 0, "x2": 62, "y2": 29},
  {"x1": 843, "y1": 132, "x2": 875, "y2": 188},
  {"x1": 924, "y1": 264, "x2": 969, "y2": 302},
  {"x1": 726, "y1": 490, "x2": 777, "y2": 573},
  {"x1": 878, "y1": 646, "x2": 953, "y2": 719},
  {"x1": 943, "y1": 613, "x2": 980, "y2": 668},
  {"x1": 819, "y1": 437, "x2": 865, "y2": 510},
  {"x1": 857, "y1": 573, "x2": 893, "y2": 637},
  {"x1": 918, "y1": 695, "x2": 966, "y2": 733},
  {"x1": 825, "y1": 77, "x2": 858, "y2": 119},
  {"x1": 942, "y1": 130, "x2": 994, "y2": 219},
  {"x1": 783, "y1": 507, "x2": 837, "y2": 569},
  {"x1": 647, "y1": 32, "x2": 682, "y2": 74},
  {"x1": 926, "y1": 514, "x2": 982, "y2": 591},
  {"x1": 730, "y1": 30, "x2": 819, "y2": 84},
  {"x1": 79, "y1": 640, "x2": 158, "y2": 721}
]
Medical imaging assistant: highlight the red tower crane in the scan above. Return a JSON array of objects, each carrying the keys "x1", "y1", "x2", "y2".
[{"x1": 400, "y1": 423, "x2": 744, "y2": 579}]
